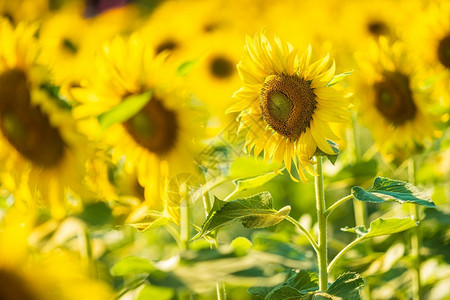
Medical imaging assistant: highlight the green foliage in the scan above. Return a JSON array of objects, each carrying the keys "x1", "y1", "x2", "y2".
[
  {"x1": 76, "y1": 202, "x2": 112, "y2": 227},
  {"x1": 229, "y1": 157, "x2": 281, "y2": 179},
  {"x1": 111, "y1": 256, "x2": 156, "y2": 276},
  {"x1": 126, "y1": 215, "x2": 170, "y2": 232},
  {"x1": 137, "y1": 284, "x2": 174, "y2": 300},
  {"x1": 177, "y1": 58, "x2": 199, "y2": 77},
  {"x1": 198, "y1": 192, "x2": 291, "y2": 237},
  {"x1": 326, "y1": 272, "x2": 364, "y2": 299},
  {"x1": 341, "y1": 217, "x2": 417, "y2": 238},
  {"x1": 233, "y1": 171, "x2": 279, "y2": 194},
  {"x1": 326, "y1": 71, "x2": 353, "y2": 87},
  {"x1": 352, "y1": 177, "x2": 436, "y2": 207},
  {"x1": 97, "y1": 90, "x2": 152, "y2": 130},
  {"x1": 314, "y1": 140, "x2": 339, "y2": 165}
]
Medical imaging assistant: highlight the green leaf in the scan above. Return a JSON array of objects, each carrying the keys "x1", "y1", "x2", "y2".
[
  {"x1": 314, "y1": 140, "x2": 339, "y2": 165},
  {"x1": 229, "y1": 157, "x2": 281, "y2": 179},
  {"x1": 285, "y1": 270, "x2": 319, "y2": 293},
  {"x1": 326, "y1": 272, "x2": 364, "y2": 300},
  {"x1": 110, "y1": 256, "x2": 156, "y2": 276},
  {"x1": 126, "y1": 216, "x2": 170, "y2": 232},
  {"x1": 199, "y1": 192, "x2": 290, "y2": 237},
  {"x1": 233, "y1": 171, "x2": 279, "y2": 193},
  {"x1": 97, "y1": 90, "x2": 152, "y2": 130},
  {"x1": 177, "y1": 58, "x2": 199, "y2": 77},
  {"x1": 77, "y1": 202, "x2": 112, "y2": 227},
  {"x1": 266, "y1": 286, "x2": 304, "y2": 300},
  {"x1": 326, "y1": 71, "x2": 353, "y2": 87},
  {"x1": 137, "y1": 284, "x2": 174, "y2": 300},
  {"x1": 341, "y1": 217, "x2": 417, "y2": 238},
  {"x1": 352, "y1": 177, "x2": 436, "y2": 208}
]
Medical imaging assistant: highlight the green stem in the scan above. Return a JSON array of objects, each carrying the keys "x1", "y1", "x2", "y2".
[
  {"x1": 285, "y1": 215, "x2": 319, "y2": 254},
  {"x1": 180, "y1": 197, "x2": 191, "y2": 251},
  {"x1": 314, "y1": 156, "x2": 328, "y2": 291},
  {"x1": 223, "y1": 187, "x2": 239, "y2": 201},
  {"x1": 408, "y1": 158, "x2": 422, "y2": 300},
  {"x1": 328, "y1": 237, "x2": 365, "y2": 274},
  {"x1": 202, "y1": 177, "x2": 227, "y2": 300},
  {"x1": 323, "y1": 195, "x2": 353, "y2": 218}
]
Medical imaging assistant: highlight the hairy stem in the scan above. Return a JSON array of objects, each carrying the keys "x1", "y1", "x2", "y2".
[
  {"x1": 285, "y1": 215, "x2": 319, "y2": 254},
  {"x1": 314, "y1": 156, "x2": 328, "y2": 291},
  {"x1": 328, "y1": 237, "x2": 365, "y2": 274}
]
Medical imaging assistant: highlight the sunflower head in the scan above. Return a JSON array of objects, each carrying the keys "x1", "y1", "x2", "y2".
[
  {"x1": 228, "y1": 32, "x2": 350, "y2": 182},
  {"x1": 355, "y1": 37, "x2": 437, "y2": 161}
]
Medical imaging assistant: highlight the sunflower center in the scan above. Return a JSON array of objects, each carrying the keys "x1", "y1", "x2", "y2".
[
  {"x1": 374, "y1": 71, "x2": 417, "y2": 126},
  {"x1": 123, "y1": 97, "x2": 178, "y2": 155},
  {"x1": 260, "y1": 74, "x2": 317, "y2": 139},
  {"x1": 210, "y1": 56, "x2": 234, "y2": 78},
  {"x1": 156, "y1": 39, "x2": 178, "y2": 54},
  {"x1": 0, "y1": 69, "x2": 65, "y2": 167},
  {"x1": 367, "y1": 20, "x2": 389, "y2": 36},
  {"x1": 0, "y1": 269, "x2": 38, "y2": 300},
  {"x1": 437, "y1": 34, "x2": 450, "y2": 69}
]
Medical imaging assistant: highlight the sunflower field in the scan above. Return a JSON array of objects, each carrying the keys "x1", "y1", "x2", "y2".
[{"x1": 0, "y1": 0, "x2": 449, "y2": 299}]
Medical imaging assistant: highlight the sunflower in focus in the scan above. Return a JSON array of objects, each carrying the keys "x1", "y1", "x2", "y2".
[
  {"x1": 0, "y1": 19, "x2": 90, "y2": 218},
  {"x1": 72, "y1": 33, "x2": 204, "y2": 214},
  {"x1": 0, "y1": 209, "x2": 112, "y2": 300},
  {"x1": 228, "y1": 32, "x2": 350, "y2": 182},
  {"x1": 355, "y1": 38, "x2": 437, "y2": 162}
]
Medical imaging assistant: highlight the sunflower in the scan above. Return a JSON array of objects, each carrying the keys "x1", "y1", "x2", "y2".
[
  {"x1": 0, "y1": 209, "x2": 113, "y2": 300},
  {"x1": 227, "y1": 32, "x2": 350, "y2": 182},
  {"x1": 0, "y1": 0, "x2": 48, "y2": 25},
  {"x1": 355, "y1": 38, "x2": 437, "y2": 162},
  {"x1": 0, "y1": 19, "x2": 90, "y2": 218},
  {"x1": 404, "y1": 0, "x2": 450, "y2": 105},
  {"x1": 71, "y1": 32, "x2": 204, "y2": 212}
]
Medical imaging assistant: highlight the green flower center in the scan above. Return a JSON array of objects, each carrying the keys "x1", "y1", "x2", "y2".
[
  {"x1": 123, "y1": 97, "x2": 178, "y2": 155},
  {"x1": 260, "y1": 74, "x2": 317, "y2": 139},
  {"x1": 0, "y1": 69, "x2": 65, "y2": 167},
  {"x1": 374, "y1": 71, "x2": 417, "y2": 126},
  {"x1": 0, "y1": 269, "x2": 38, "y2": 300},
  {"x1": 210, "y1": 56, "x2": 234, "y2": 79},
  {"x1": 437, "y1": 34, "x2": 450, "y2": 69}
]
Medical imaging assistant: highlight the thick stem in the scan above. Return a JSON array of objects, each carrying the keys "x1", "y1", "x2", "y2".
[
  {"x1": 314, "y1": 156, "x2": 328, "y2": 291},
  {"x1": 180, "y1": 197, "x2": 191, "y2": 251},
  {"x1": 408, "y1": 158, "x2": 422, "y2": 300},
  {"x1": 216, "y1": 282, "x2": 227, "y2": 300}
]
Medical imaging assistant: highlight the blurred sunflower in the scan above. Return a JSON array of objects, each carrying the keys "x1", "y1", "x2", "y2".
[
  {"x1": 0, "y1": 19, "x2": 90, "y2": 218},
  {"x1": 405, "y1": 0, "x2": 450, "y2": 105},
  {"x1": 228, "y1": 32, "x2": 349, "y2": 182},
  {"x1": 72, "y1": 33, "x2": 204, "y2": 212},
  {"x1": 355, "y1": 38, "x2": 437, "y2": 162},
  {"x1": 0, "y1": 209, "x2": 112, "y2": 300},
  {"x1": 186, "y1": 29, "x2": 244, "y2": 129},
  {"x1": 0, "y1": 0, "x2": 48, "y2": 25}
]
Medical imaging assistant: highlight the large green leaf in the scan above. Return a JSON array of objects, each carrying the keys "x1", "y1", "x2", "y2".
[
  {"x1": 341, "y1": 217, "x2": 417, "y2": 238},
  {"x1": 110, "y1": 256, "x2": 156, "y2": 276},
  {"x1": 266, "y1": 286, "x2": 304, "y2": 300},
  {"x1": 229, "y1": 157, "x2": 281, "y2": 179},
  {"x1": 326, "y1": 272, "x2": 364, "y2": 300},
  {"x1": 76, "y1": 202, "x2": 112, "y2": 227},
  {"x1": 352, "y1": 177, "x2": 435, "y2": 207},
  {"x1": 98, "y1": 90, "x2": 152, "y2": 130},
  {"x1": 199, "y1": 192, "x2": 290, "y2": 237}
]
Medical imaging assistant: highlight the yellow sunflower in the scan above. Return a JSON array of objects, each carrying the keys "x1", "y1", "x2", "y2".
[
  {"x1": 71, "y1": 32, "x2": 204, "y2": 211},
  {"x1": 0, "y1": 209, "x2": 113, "y2": 300},
  {"x1": 355, "y1": 37, "x2": 437, "y2": 162},
  {"x1": 0, "y1": 19, "x2": 90, "y2": 219},
  {"x1": 404, "y1": 0, "x2": 450, "y2": 105},
  {"x1": 227, "y1": 32, "x2": 350, "y2": 182},
  {"x1": 0, "y1": 0, "x2": 48, "y2": 25}
]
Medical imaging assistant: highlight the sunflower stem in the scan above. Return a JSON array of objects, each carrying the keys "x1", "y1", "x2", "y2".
[
  {"x1": 323, "y1": 195, "x2": 353, "y2": 218},
  {"x1": 285, "y1": 215, "x2": 319, "y2": 254},
  {"x1": 408, "y1": 158, "x2": 422, "y2": 300},
  {"x1": 314, "y1": 156, "x2": 328, "y2": 291},
  {"x1": 180, "y1": 197, "x2": 191, "y2": 251}
]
